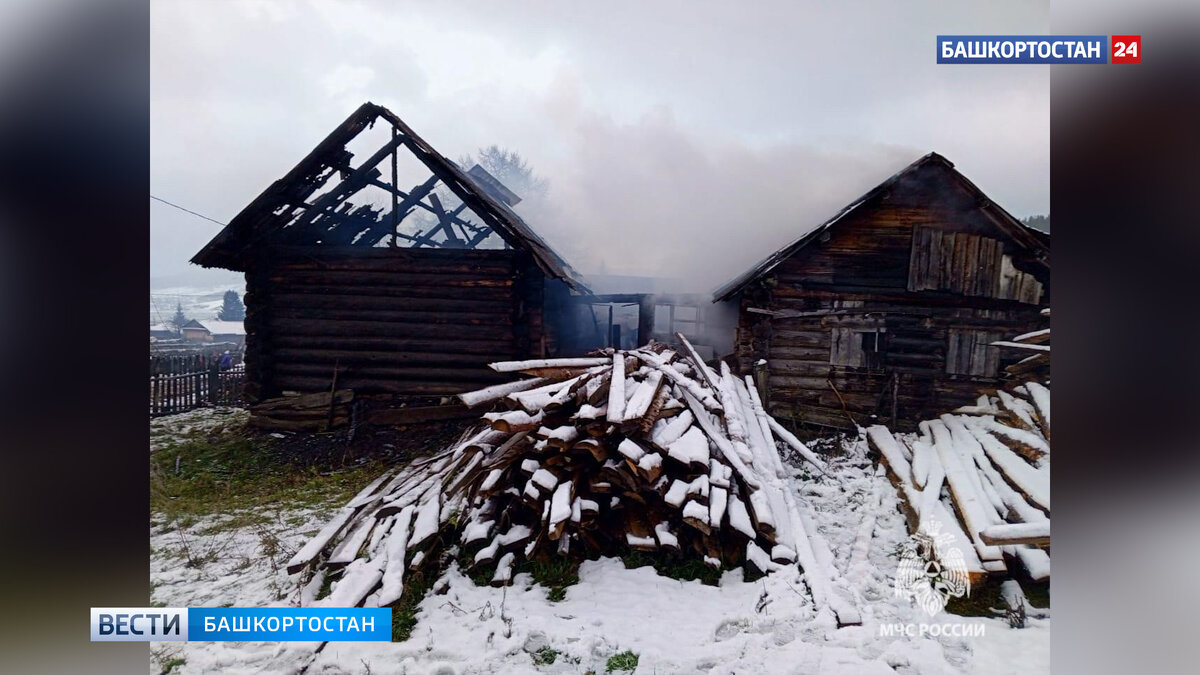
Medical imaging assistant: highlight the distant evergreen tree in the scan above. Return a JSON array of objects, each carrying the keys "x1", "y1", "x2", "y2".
[
  {"x1": 170, "y1": 302, "x2": 189, "y2": 331},
  {"x1": 1022, "y1": 214, "x2": 1050, "y2": 233},
  {"x1": 217, "y1": 290, "x2": 246, "y2": 321}
]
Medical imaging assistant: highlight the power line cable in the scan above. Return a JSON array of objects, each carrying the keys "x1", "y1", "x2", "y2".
[
  {"x1": 150, "y1": 194, "x2": 227, "y2": 226},
  {"x1": 150, "y1": 292, "x2": 237, "y2": 297}
]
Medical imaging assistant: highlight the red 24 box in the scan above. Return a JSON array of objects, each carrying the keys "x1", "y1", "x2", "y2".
[{"x1": 1112, "y1": 35, "x2": 1141, "y2": 64}]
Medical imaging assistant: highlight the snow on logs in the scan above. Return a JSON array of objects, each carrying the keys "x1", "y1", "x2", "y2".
[
  {"x1": 868, "y1": 375, "x2": 1051, "y2": 583},
  {"x1": 288, "y1": 342, "x2": 851, "y2": 623}
]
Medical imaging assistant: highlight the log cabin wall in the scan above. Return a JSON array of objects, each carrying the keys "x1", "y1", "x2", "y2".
[
  {"x1": 730, "y1": 162, "x2": 1049, "y2": 430},
  {"x1": 241, "y1": 246, "x2": 550, "y2": 401}
]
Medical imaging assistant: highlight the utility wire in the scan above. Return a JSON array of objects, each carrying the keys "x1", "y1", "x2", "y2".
[{"x1": 150, "y1": 194, "x2": 227, "y2": 227}]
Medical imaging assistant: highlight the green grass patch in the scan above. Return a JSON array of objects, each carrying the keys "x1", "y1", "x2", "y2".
[
  {"x1": 456, "y1": 551, "x2": 580, "y2": 599},
  {"x1": 152, "y1": 652, "x2": 186, "y2": 674},
  {"x1": 945, "y1": 579, "x2": 1050, "y2": 617},
  {"x1": 532, "y1": 647, "x2": 561, "y2": 665},
  {"x1": 519, "y1": 556, "x2": 580, "y2": 602},
  {"x1": 193, "y1": 512, "x2": 272, "y2": 535},
  {"x1": 315, "y1": 572, "x2": 336, "y2": 604},
  {"x1": 621, "y1": 551, "x2": 722, "y2": 586},
  {"x1": 605, "y1": 650, "x2": 639, "y2": 672},
  {"x1": 1023, "y1": 582, "x2": 1050, "y2": 608},
  {"x1": 151, "y1": 435, "x2": 387, "y2": 519},
  {"x1": 388, "y1": 564, "x2": 439, "y2": 642},
  {"x1": 455, "y1": 543, "x2": 497, "y2": 587}
]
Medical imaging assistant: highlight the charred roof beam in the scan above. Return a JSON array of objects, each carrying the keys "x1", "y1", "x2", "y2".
[
  {"x1": 283, "y1": 132, "x2": 408, "y2": 234},
  {"x1": 191, "y1": 102, "x2": 589, "y2": 292}
]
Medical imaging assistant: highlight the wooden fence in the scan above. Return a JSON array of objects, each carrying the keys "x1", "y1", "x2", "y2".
[{"x1": 150, "y1": 357, "x2": 245, "y2": 416}]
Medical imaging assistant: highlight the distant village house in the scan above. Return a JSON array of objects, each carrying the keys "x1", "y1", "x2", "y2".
[{"x1": 178, "y1": 319, "x2": 247, "y2": 346}]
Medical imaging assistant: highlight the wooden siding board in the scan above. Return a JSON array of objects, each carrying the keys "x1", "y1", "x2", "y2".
[{"x1": 927, "y1": 229, "x2": 943, "y2": 290}]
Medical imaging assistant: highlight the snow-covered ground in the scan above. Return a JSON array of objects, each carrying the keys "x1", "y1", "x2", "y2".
[
  {"x1": 151, "y1": 408, "x2": 249, "y2": 454},
  {"x1": 150, "y1": 421, "x2": 1049, "y2": 674}
]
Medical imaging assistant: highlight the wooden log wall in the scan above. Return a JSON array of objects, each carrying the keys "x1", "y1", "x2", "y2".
[
  {"x1": 732, "y1": 191, "x2": 1048, "y2": 430},
  {"x1": 242, "y1": 246, "x2": 549, "y2": 401}
]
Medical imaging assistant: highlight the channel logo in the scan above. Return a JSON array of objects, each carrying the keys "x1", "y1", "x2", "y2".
[
  {"x1": 91, "y1": 608, "x2": 188, "y2": 642},
  {"x1": 936, "y1": 35, "x2": 1133, "y2": 64},
  {"x1": 90, "y1": 607, "x2": 392, "y2": 642}
]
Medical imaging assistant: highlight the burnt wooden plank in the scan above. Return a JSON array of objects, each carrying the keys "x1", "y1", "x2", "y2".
[
  {"x1": 266, "y1": 317, "x2": 514, "y2": 341},
  {"x1": 272, "y1": 363, "x2": 508, "y2": 383},
  {"x1": 267, "y1": 270, "x2": 515, "y2": 288},
  {"x1": 271, "y1": 334, "x2": 520, "y2": 355},
  {"x1": 366, "y1": 404, "x2": 477, "y2": 425},
  {"x1": 940, "y1": 232, "x2": 956, "y2": 292},
  {"x1": 963, "y1": 233, "x2": 980, "y2": 296},
  {"x1": 268, "y1": 306, "x2": 514, "y2": 326},
  {"x1": 267, "y1": 293, "x2": 513, "y2": 315},
  {"x1": 270, "y1": 257, "x2": 516, "y2": 275},
  {"x1": 272, "y1": 348, "x2": 515, "y2": 367},
  {"x1": 265, "y1": 282, "x2": 514, "y2": 301},
  {"x1": 927, "y1": 228, "x2": 943, "y2": 290},
  {"x1": 273, "y1": 375, "x2": 489, "y2": 396}
]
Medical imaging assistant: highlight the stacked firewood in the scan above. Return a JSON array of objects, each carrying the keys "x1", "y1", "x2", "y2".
[
  {"x1": 867, "y1": 322, "x2": 1050, "y2": 585},
  {"x1": 996, "y1": 307, "x2": 1050, "y2": 381},
  {"x1": 286, "y1": 337, "x2": 856, "y2": 625}
]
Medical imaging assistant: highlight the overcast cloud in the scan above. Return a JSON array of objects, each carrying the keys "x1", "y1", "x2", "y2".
[{"x1": 151, "y1": 0, "x2": 1049, "y2": 290}]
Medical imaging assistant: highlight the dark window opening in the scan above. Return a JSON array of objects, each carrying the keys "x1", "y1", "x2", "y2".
[{"x1": 831, "y1": 327, "x2": 887, "y2": 373}]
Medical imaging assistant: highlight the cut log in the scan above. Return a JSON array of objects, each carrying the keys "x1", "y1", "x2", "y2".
[
  {"x1": 376, "y1": 506, "x2": 415, "y2": 607},
  {"x1": 458, "y1": 377, "x2": 550, "y2": 408},
  {"x1": 605, "y1": 352, "x2": 626, "y2": 423},
  {"x1": 489, "y1": 357, "x2": 610, "y2": 373},
  {"x1": 979, "y1": 522, "x2": 1050, "y2": 546}
]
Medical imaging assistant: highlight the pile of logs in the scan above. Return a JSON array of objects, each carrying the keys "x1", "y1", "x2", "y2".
[
  {"x1": 867, "y1": 322, "x2": 1050, "y2": 585},
  {"x1": 249, "y1": 389, "x2": 354, "y2": 432},
  {"x1": 995, "y1": 307, "x2": 1050, "y2": 381},
  {"x1": 286, "y1": 336, "x2": 858, "y2": 625}
]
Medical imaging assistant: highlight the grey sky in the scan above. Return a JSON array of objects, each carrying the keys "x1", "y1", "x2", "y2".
[{"x1": 151, "y1": 0, "x2": 1049, "y2": 290}]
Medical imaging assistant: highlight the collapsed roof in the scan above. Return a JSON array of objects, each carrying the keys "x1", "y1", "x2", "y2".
[
  {"x1": 191, "y1": 102, "x2": 588, "y2": 293},
  {"x1": 712, "y1": 152, "x2": 1049, "y2": 302}
]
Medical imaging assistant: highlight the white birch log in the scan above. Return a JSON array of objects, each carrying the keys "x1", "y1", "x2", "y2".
[{"x1": 605, "y1": 353, "x2": 626, "y2": 423}]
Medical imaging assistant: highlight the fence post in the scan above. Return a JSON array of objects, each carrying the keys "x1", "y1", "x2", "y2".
[{"x1": 208, "y1": 363, "x2": 220, "y2": 404}]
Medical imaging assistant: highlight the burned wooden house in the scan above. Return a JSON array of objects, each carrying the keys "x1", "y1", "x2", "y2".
[
  {"x1": 191, "y1": 103, "x2": 589, "y2": 417},
  {"x1": 714, "y1": 153, "x2": 1049, "y2": 429}
]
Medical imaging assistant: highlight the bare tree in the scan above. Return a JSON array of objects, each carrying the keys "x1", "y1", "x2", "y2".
[{"x1": 459, "y1": 145, "x2": 548, "y2": 202}]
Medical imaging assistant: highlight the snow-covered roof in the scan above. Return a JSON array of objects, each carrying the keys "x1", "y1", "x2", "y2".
[{"x1": 198, "y1": 320, "x2": 246, "y2": 335}]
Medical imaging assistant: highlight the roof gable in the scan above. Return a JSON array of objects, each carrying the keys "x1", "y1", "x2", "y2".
[
  {"x1": 712, "y1": 152, "x2": 1049, "y2": 301},
  {"x1": 191, "y1": 102, "x2": 588, "y2": 293}
]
